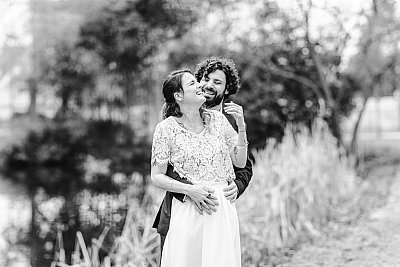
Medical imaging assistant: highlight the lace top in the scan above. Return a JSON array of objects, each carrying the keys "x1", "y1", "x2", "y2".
[{"x1": 151, "y1": 110, "x2": 238, "y2": 184}]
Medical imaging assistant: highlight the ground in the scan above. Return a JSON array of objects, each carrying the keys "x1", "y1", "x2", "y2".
[{"x1": 279, "y1": 163, "x2": 400, "y2": 267}]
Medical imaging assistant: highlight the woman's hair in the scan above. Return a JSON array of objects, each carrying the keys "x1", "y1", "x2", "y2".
[
  {"x1": 161, "y1": 69, "x2": 192, "y2": 119},
  {"x1": 161, "y1": 69, "x2": 211, "y2": 125}
]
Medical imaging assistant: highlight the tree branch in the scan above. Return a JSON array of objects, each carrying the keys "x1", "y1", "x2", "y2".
[{"x1": 259, "y1": 63, "x2": 324, "y2": 100}]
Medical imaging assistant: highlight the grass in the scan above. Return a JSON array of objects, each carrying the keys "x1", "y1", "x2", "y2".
[
  {"x1": 52, "y1": 191, "x2": 160, "y2": 267},
  {"x1": 236, "y1": 119, "x2": 359, "y2": 266}
]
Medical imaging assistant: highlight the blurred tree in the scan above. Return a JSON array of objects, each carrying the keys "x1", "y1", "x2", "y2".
[
  {"x1": 346, "y1": 0, "x2": 400, "y2": 154},
  {"x1": 252, "y1": 0, "x2": 365, "y2": 147},
  {"x1": 3, "y1": 1, "x2": 199, "y2": 266},
  {"x1": 26, "y1": 0, "x2": 109, "y2": 115},
  {"x1": 76, "y1": 0, "x2": 198, "y2": 123},
  {"x1": 163, "y1": 0, "x2": 363, "y2": 149},
  {"x1": 3, "y1": 117, "x2": 151, "y2": 266},
  {"x1": 42, "y1": 44, "x2": 97, "y2": 118}
]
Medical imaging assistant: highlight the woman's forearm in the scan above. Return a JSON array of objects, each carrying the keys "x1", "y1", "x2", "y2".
[
  {"x1": 151, "y1": 173, "x2": 191, "y2": 194},
  {"x1": 232, "y1": 126, "x2": 248, "y2": 168}
]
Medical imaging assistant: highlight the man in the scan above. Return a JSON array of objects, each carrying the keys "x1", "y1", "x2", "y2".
[{"x1": 152, "y1": 56, "x2": 253, "y2": 255}]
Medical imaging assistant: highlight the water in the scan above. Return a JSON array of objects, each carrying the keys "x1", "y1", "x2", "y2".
[{"x1": 0, "y1": 177, "x2": 31, "y2": 267}]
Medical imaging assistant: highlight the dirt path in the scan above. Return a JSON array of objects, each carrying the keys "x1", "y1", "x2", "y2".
[{"x1": 280, "y1": 169, "x2": 400, "y2": 267}]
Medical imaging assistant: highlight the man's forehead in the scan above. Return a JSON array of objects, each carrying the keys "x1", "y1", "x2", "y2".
[{"x1": 204, "y1": 69, "x2": 226, "y2": 81}]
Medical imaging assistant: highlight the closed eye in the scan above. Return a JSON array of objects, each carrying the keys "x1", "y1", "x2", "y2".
[{"x1": 214, "y1": 79, "x2": 223, "y2": 84}]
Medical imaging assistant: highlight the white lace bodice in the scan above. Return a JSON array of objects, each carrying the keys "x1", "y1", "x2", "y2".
[{"x1": 151, "y1": 110, "x2": 238, "y2": 184}]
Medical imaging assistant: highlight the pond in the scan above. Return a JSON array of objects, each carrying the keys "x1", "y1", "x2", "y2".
[
  {"x1": 0, "y1": 170, "x2": 147, "y2": 267},
  {"x1": 0, "y1": 176, "x2": 31, "y2": 267},
  {"x1": 0, "y1": 117, "x2": 152, "y2": 267}
]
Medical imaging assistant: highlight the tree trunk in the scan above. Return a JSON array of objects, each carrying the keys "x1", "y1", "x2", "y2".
[
  {"x1": 29, "y1": 189, "x2": 39, "y2": 267},
  {"x1": 349, "y1": 96, "x2": 370, "y2": 155},
  {"x1": 27, "y1": 78, "x2": 37, "y2": 115},
  {"x1": 376, "y1": 94, "x2": 382, "y2": 140},
  {"x1": 124, "y1": 72, "x2": 132, "y2": 124},
  {"x1": 330, "y1": 108, "x2": 343, "y2": 147}
]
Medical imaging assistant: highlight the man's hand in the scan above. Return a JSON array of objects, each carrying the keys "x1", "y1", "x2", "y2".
[
  {"x1": 223, "y1": 182, "x2": 238, "y2": 203},
  {"x1": 186, "y1": 186, "x2": 219, "y2": 215},
  {"x1": 223, "y1": 101, "x2": 245, "y2": 129}
]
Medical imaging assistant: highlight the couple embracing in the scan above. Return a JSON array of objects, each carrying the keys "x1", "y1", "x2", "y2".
[{"x1": 151, "y1": 57, "x2": 253, "y2": 267}]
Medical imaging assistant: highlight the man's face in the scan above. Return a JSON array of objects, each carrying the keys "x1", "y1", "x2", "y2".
[{"x1": 200, "y1": 69, "x2": 227, "y2": 108}]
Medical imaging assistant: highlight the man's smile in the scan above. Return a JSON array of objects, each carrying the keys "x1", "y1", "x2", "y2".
[{"x1": 202, "y1": 87, "x2": 216, "y2": 98}]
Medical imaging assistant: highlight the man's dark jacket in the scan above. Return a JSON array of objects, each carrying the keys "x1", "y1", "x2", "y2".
[{"x1": 152, "y1": 112, "x2": 253, "y2": 236}]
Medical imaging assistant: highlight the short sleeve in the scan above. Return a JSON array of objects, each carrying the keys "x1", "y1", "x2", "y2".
[
  {"x1": 151, "y1": 122, "x2": 171, "y2": 167},
  {"x1": 214, "y1": 111, "x2": 238, "y2": 150}
]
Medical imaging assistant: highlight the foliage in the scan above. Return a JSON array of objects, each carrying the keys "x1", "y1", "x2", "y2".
[
  {"x1": 15, "y1": 0, "x2": 110, "y2": 114},
  {"x1": 236, "y1": 120, "x2": 358, "y2": 265},
  {"x1": 78, "y1": 0, "x2": 196, "y2": 72},
  {"x1": 1, "y1": 115, "x2": 151, "y2": 266},
  {"x1": 347, "y1": 0, "x2": 400, "y2": 94},
  {"x1": 344, "y1": 0, "x2": 400, "y2": 153},
  {"x1": 3, "y1": 117, "x2": 150, "y2": 195},
  {"x1": 163, "y1": 2, "x2": 363, "y2": 149},
  {"x1": 60, "y1": 0, "x2": 199, "y2": 119},
  {"x1": 41, "y1": 44, "x2": 98, "y2": 116},
  {"x1": 108, "y1": 193, "x2": 159, "y2": 267},
  {"x1": 52, "y1": 185, "x2": 161, "y2": 267}
]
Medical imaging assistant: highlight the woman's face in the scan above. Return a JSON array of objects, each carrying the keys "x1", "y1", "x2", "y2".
[{"x1": 179, "y1": 72, "x2": 205, "y2": 105}]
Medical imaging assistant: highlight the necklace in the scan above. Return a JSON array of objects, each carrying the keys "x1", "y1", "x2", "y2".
[{"x1": 177, "y1": 121, "x2": 187, "y2": 129}]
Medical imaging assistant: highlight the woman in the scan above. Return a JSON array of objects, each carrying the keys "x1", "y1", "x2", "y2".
[{"x1": 151, "y1": 69, "x2": 248, "y2": 267}]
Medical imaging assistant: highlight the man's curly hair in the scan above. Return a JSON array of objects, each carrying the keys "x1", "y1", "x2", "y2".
[{"x1": 194, "y1": 57, "x2": 240, "y2": 99}]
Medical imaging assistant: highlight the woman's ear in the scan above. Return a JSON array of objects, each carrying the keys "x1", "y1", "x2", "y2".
[{"x1": 174, "y1": 92, "x2": 183, "y2": 101}]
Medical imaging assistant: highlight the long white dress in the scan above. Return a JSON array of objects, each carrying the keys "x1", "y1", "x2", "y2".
[{"x1": 151, "y1": 110, "x2": 241, "y2": 267}]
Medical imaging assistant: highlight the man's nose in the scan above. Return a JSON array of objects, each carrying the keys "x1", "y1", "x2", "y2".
[{"x1": 205, "y1": 80, "x2": 214, "y2": 88}]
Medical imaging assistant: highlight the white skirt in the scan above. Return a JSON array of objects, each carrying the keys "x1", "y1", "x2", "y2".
[{"x1": 161, "y1": 182, "x2": 241, "y2": 267}]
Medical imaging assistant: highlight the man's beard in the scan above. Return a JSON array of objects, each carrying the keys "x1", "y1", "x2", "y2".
[
  {"x1": 201, "y1": 86, "x2": 226, "y2": 108},
  {"x1": 204, "y1": 94, "x2": 225, "y2": 109}
]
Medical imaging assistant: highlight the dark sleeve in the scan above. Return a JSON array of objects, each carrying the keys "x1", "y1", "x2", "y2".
[
  {"x1": 165, "y1": 164, "x2": 192, "y2": 202},
  {"x1": 233, "y1": 156, "x2": 253, "y2": 198}
]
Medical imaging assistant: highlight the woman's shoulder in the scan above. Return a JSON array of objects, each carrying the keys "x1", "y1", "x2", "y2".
[{"x1": 155, "y1": 117, "x2": 175, "y2": 131}]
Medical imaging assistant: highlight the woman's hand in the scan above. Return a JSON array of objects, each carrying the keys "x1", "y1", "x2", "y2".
[
  {"x1": 224, "y1": 101, "x2": 245, "y2": 129},
  {"x1": 186, "y1": 185, "x2": 218, "y2": 215}
]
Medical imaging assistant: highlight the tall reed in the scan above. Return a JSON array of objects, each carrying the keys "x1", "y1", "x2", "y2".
[
  {"x1": 53, "y1": 187, "x2": 161, "y2": 267},
  {"x1": 237, "y1": 119, "x2": 358, "y2": 264}
]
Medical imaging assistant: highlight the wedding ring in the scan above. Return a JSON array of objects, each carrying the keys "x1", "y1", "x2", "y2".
[{"x1": 207, "y1": 193, "x2": 211, "y2": 198}]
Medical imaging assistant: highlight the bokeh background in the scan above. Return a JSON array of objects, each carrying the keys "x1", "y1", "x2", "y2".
[{"x1": 1, "y1": 0, "x2": 400, "y2": 266}]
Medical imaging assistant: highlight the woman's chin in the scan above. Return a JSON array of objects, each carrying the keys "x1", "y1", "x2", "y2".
[{"x1": 196, "y1": 95, "x2": 206, "y2": 104}]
